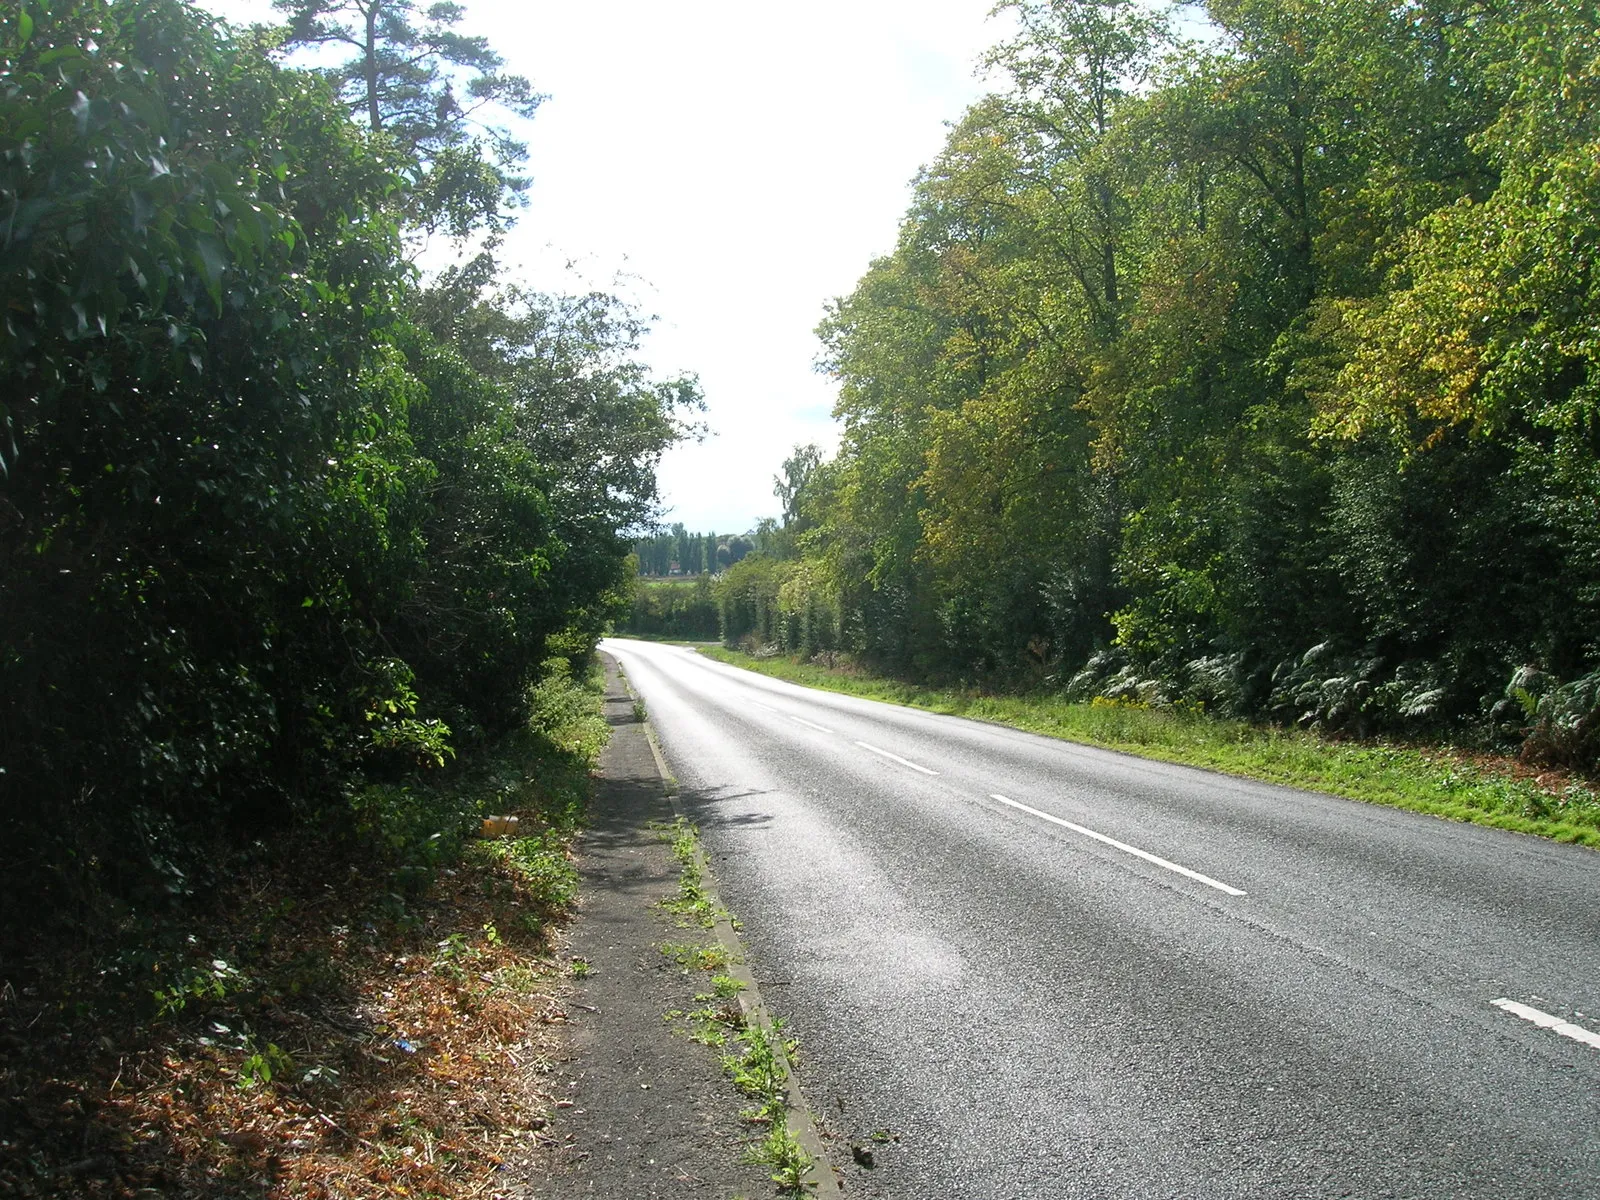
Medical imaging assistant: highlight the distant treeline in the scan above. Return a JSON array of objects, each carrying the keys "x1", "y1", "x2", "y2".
[
  {"x1": 617, "y1": 561, "x2": 831, "y2": 649},
  {"x1": 702, "y1": 0, "x2": 1600, "y2": 772},
  {"x1": 633, "y1": 525, "x2": 754, "y2": 576}
]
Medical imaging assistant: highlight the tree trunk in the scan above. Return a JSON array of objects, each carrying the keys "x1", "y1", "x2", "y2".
[{"x1": 364, "y1": 0, "x2": 381, "y2": 130}]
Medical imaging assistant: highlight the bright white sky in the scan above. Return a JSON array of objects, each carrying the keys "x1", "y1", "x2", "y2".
[{"x1": 200, "y1": 0, "x2": 1005, "y2": 534}]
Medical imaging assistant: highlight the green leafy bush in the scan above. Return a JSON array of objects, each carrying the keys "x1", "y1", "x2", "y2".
[{"x1": 0, "y1": 2, "x2": 688, "y2": 949}]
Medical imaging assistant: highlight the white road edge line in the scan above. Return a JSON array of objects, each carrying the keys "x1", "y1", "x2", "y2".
[
  {"x1": 989, "y1": 794, "x2": 1247, "y2": 897},
  {"x1": 854, "y1": 741, "x2": 939, "y2": 776},
  {"x1": 789, "y1": 716, "x2": 835, "y2": 735},
  {"x1": 1492, "y1": 998, "x2": 1600, "y2": 1051}
]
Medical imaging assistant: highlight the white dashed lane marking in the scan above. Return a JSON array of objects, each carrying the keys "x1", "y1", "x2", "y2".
[
  {"x1": 854, "y1": 741, "x2": 940, "y2": 776},
  {"x1": 989, "y1": 793, "x2": 1247, "y2": 897},
  {"x1": 1492, "y1": 998, "x2": 1600, "y2": 1051}
]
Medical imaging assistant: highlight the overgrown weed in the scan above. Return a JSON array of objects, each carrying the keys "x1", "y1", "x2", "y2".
[
  {"x1": 726, "y1": 1021, "x2": 813, "y2": 1193},
  {"x1": 654, "y1": 816, "x2": 719, "y2": 927},
  {"x1": 654, "y1": 816, "x2": 814, "y2": 1196},
  {"x1": 661, "y1": 940, "x2": 736, "y2": 972}
]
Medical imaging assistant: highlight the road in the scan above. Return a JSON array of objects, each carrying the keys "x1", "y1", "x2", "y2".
[{"x1": 599, "y1": 638, "x2": 1600, "y2": 1199}]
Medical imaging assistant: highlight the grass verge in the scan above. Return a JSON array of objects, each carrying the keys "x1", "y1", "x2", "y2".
[
  {"x1": 699, "y1": 647, "x2": 1600, "y2": 848},
  {"x1": 0, "y1": 657, "x2": 609, "y2": 1199},
  {"x1": 654, "y1": 818, "x2": 815, "y2": 1196},
  {"x1": 655, "y1": 816, "x2": 717, "y2": 929}
]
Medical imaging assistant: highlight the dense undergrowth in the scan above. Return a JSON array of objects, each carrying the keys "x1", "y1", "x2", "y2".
[
  {"x1": 0, "y1": 660, "x2": 608, "y2": 1199},
  {"x1": 702, "y1": 646, "x2": 1600, "y2": 848},
  {"x1": 620, "y1": 576, "x2": 721, "y2": 642}
]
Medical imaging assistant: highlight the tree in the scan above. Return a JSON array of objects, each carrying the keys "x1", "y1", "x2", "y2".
[
  {"x1": 774, "y1": 443, "x2": 823, "y2": 531},
  {"x1": 0, "y1": 0, "x2": 701, "y2": 933},
  {"x1": 273, "y1": 0, "x2": 543, "y2": 234},
  {"x1": 0, "y1": 0, "x2": 428, "y2": 920},
  {"x1": 793, "y1": 0, "x2": 1600, "y2": 750},
  {"x1": 987, "y1": 0, "x2": 1167, "y2": 339}
]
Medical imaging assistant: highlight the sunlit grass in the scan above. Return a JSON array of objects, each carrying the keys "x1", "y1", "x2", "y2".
[{"x1": 700, "y1": 647, "x2": 1600, "y2": 847}]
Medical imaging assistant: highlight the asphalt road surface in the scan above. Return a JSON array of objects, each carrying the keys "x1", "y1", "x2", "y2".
[{"x1": 599, "y1": 638, "x2": 1600, "y2": 1199}]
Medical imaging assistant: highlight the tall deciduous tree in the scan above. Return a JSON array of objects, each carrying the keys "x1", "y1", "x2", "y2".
[
  {"x1": 987, "y1": 0, "x2": 1166, "y2": 338},
  {"x1": 796, "y1": 0, "x2": 1600, "y2": 757},
  {"x1": 775, "y1": 443, "x2": 823, "y2": 531}
]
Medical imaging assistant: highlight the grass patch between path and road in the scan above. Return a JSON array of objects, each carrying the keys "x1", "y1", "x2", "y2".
[
  {"x1": 652, "y1": 817, "x2": 815, "y2": 1196},
  {"x1": 700, "y1": 647, "x2": 1600, "y2": 848},
  {"x1": 0, "y1": 658, "x2": 610, "y2": 1200}
]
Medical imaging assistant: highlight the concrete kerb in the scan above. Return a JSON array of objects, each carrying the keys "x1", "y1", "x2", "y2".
[{"x1": 613, "y1": 663, "x2": 844, "y2": 1199}]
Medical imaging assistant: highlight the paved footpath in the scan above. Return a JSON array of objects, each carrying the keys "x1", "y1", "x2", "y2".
[{"x1": 521, "y1": 655, "x2": 777, "y2": 1199}]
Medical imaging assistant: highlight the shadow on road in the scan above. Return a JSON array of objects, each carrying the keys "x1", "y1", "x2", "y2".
[{"x1": 672, "y1": 783, "x2": 777, "y2": 832}]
